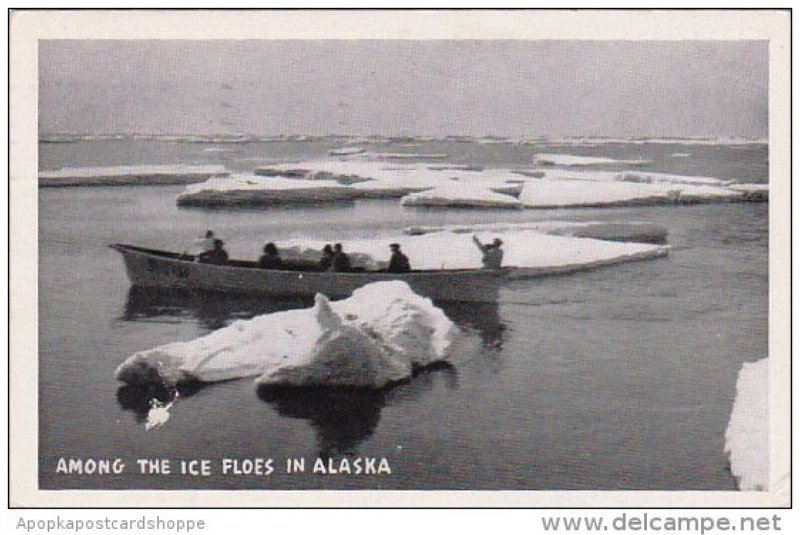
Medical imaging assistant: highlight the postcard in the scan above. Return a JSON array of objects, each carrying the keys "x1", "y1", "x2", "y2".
[{"x1": 8, "y1": 9, "x2": 790, "y2": 507}]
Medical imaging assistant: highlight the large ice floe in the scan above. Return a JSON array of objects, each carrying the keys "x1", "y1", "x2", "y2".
[
  {"x1": 177, "y1": 159, "x2": 766, "y2": 208},
  {"x1": 402, "y1": 220, "x2": 669, "y2": 245},
  {"x1": 519, "y1": 169, "x2": 765, "y2": 208},
  {"x1": 177, "y1": 175, "x2": 361, "y2": 206},
  {"x1": 39, "y1": 164, "x2": 229, "y2": 187},
  {"x1": 725, "y1": 359, "x2": 768, "y2": 491},
  {"x1": 276, "y1": 228, "x2": 668, "y2": 273},
  {"x1": 115, "y1": 281, "x2": 457, "y2": 389}
]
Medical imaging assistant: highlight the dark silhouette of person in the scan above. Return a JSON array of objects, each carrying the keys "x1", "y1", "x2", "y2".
[
  {"x1": 198, "y1": 239, "x2": 229, "y2": 265},
  {"x1": 472, "y1": 235, "x2": 504, "y2": 270},
  {"x1": 387, "y1": 243, "x2": 411, "y2": 273},
  {"x1": 330, "y1": 243, "x2": 352, "y2": 272},
  {"x1": 258, "y1": 242, "x2": 284, "y2": 269},
  {"x1": 318, "y1": 244, "x2": 334, "y2": 271}
]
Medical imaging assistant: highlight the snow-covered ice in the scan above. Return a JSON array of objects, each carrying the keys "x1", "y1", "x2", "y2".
[
  {"x1": 115, "y1": 281, "x2": 458, "y2": 389},
  {"x1": 145, "y1": 394, "x2": 178, "y2": 430},
  {"x1": 729, "y1": 183, "x2": 769, "y2": 201},
  {"x1": 39, "y1": 164, "x2": 230, "y2": 187},
  {"x1": 402, "y1": 220, "x2": 668, "y2": 244},
  {"x1": 370, "y1": 152, "x2": 448, "y2": 160},
  {"x1": 534, "y1": 153, "x2": 651, "y2": 167},
  {"x1": 400, "y1": 184, "x2": 523, "y2": 209},
  {"x1": 175, "y1": 159, "x2": 765, "y2": 209},
  {"x1": 519, "y1": 179, "x2": 680, "y2": 208},
  {"x1": 725, "y1": 358, "x2": 768, "y2": 491},
  {"x1": 177, "y1": 175, "x2": 361, "y2": 206},
  {"x1": 329, "y1": 147, "x2": 366, "y2": 156},
  {"x1": 276, "y1": 229, "x2": 668, "y2": 273},
  {"x1": 519, "y1": 177, "x2": 757, "y2": 208}
]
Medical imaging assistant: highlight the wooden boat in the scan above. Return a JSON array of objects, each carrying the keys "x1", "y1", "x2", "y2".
[{"x1": 110, "y1": 244, "x2": 510, "y2": 302}]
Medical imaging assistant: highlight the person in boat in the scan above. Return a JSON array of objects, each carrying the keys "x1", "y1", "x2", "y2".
[
  {"x1": 195, "y1": 230, "x2": 216, "y2": 254},
  {"x1": 387, "y1": 243, "x2": 411, "y2": 273},
  {"x1": 258, "y1": 242, "x2": 284, "y2": 270},
  {"x1": 330, "y1": 243, "x2": 352, "y2": 272},
  {"x1": 472, "y1": 234, "x2": 504, "y2": 270},
  {"x1": 318, "y1": 244, "x2": 334, "y2": 271},
  {"x1": 198, "y1": 239, "x2": 229, "y2": 265}
]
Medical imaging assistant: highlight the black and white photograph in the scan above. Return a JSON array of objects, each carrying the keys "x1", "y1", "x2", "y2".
[{"x1": 9, "y1": 9, "x2": 790, "y2": 507}]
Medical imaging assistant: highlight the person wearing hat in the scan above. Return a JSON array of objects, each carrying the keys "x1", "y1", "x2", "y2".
[
  {"x1": 472, "y1": 234, "x2": 504, "y2": 270},
  {"x1": 318, "y1": 244, "x2": 335, "y2": 271},
  {"x1": 330, "y1": 243, "x2": 353, "y2": 272},
  {"x1": 258, "y1": 242, "x2": 284, "y2": 270},
  {"x1": 198, "y1": 238, "x2": 229, "y2": 265},
  {"x1": 387, "y1": 243, "x2": 411, "y2": 273},
  {"x1": 187, "y1": 230, "x2": 216, "y2": 258}
]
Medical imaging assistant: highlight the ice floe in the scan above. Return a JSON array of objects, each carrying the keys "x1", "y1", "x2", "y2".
[
  {"x1": 276, "y1": 230, "x2": 667, "y2": 273},
  {"x1": 39, "y1": 164, "x2": 229, "y2": 187},
  {"x1": 145, "y1": 394, "x2": 178, "y2": 430},
  {"x1": 400, "y1": 184, "x2": 523, "y2": 209},
  {"x1": 519, "y1": 177, "x2": 758, "y2": 208},
  {"x1": 176, "y1": 159, "x2": 765, "y2": 209},
  {"x1": 534, "y1": 153, "x2": 651, "y2": 167},
  {"x1": 329, "y1": 147, "x2": 366, "y2": 156},
  {"x1": 369, "y1": 152, "x2": 448, "y2": 160},
  {"x1": 729, "y1": 183, "x2": 769, "y2": 201},
  {"x1": 725, "y1": 358, "x2": 768, "y2": 491},
  {"x1": 115, "y1": 281, "x2": 457, "y2": 389},
  {"x1": 176, "y1": 175, "x2": 361, "y2": 206},
  {"x1": 519, "y1": 179, "x2": 680, "y2": 208},
  {"x1": 403, "y1": 220, "x2": 668, "y2": 244}
]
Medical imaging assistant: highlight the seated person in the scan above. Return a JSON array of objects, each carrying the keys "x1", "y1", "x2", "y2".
[
  {"x1": 387, "y1": 243, "x2": 411, "y2": 273},
  {"x1": 197, "y1": 239, "x2": 229, "y2": 265},
  {"x1": 258, "y1": 242, "x2": 284, "y2": 269},
  {"x1": 318, "y1": 244, "x2": 334, "y2": 271},
  {"x1": 330, "y1": 243, "x2": 352, "y2": 272}
]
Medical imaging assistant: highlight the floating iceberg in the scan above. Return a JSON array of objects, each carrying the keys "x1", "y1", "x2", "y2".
[
  {"x1": 115, "y1": 282, "x2": 457, "y2": 389},
  {"x1": 176, "y1": 175, "x2": 361, "y2": 206},
  {"x1": 725, "y1": 359, "x2": 768, "y2": 491},
  {"x1": 400, "y1": 184, "x2": 523, "y2": 209},
  {"x1": 39, "y1": 164, "x2": 229, "y2": 187}
]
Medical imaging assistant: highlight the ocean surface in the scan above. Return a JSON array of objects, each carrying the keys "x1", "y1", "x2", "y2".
[{"x1": 38, "y1": 137, "x2": 768, "y2": 490}]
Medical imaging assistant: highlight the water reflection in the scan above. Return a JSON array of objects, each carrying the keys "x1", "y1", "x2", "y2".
[
  {"x1": 121, "y1": 288, "x2": 508, "y2": 348},
  {"x1": 256, "y1": 364, "x2": 457, "y2": 458},
  {"x1": 438, "y1": 301, "x2": 506, "y2": 350},
  {"x1": 116, "y1": 381, "x2": 206, "y2": 423},
  {"x1": 121, "y1": 287, "x2": 313, "y2": 330}
]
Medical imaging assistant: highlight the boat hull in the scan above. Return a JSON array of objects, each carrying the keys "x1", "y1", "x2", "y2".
[{"x1": 111, "y1": 244, "x2": 507, "y2": 302}]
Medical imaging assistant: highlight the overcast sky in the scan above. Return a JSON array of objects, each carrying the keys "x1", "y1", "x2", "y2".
[{"x1": 39, "y1": 40, "x2": 768, "y2": 138}]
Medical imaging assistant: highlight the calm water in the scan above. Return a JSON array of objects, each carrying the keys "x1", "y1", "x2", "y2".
[{"x1": 38, "y1": 139, "x2": 767, "y2": 490}]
